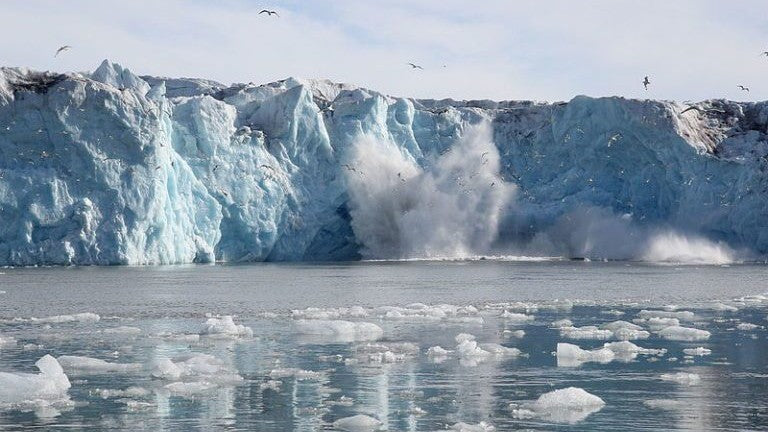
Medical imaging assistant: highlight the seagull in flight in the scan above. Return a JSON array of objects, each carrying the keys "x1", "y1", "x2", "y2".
[
  {"x1": 407, "y1": 63, "x2": 424, "y2": 70},
  {"x1": 760, "y1": 51, "x2": 768, "y2": 57},
  {"x1": 738, "y1": 85, "x2": 749, "y2": 92},
  {"x1": 55, "y1": 45, "x2": 71, "y2": 57},
  {"x1": 259, "y1": 9, "x2": 279, "y2": 17},
  {"x1": 642, "y1": 76, "x2": 650, "y2": 91}
]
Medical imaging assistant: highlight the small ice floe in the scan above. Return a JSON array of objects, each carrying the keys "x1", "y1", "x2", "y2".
[
  {"x1": 352, "y1": 342, "x2": 419, "y2": 364},
  {"x1": 153, "y1": 332, "x2": 200, "y2": 343},
  {"x1": 0, "y1": 355, "x2": 71, "y2": 412},
  {"x1": 502, "y1": 329, "x2": 525, "y2": 338},
  {"x1": 559, "y1": 326, "x2": 613, "y2": 340},
  {"x1": 57, "y1": 356, "x2": 142, "y2": 374},
  {"x1": 634, "y1": 317, "x2": 680, "y2": 331},
  {"x1": 599, "y1": 321, "x2": 650, "y2": 340},
  {"x1": 332, "y1": 414, "x2": 383, "y2": 431},
  {"x1": 556, "y1": 343, "x2": 614, "y2": 367},
  {"x1": 0, "y1": 334, "x2": 17, "y2": 348},
  {"x1": 93, "y1": 386, "x2": 150, "y2": 399},
  {"x1": 102, "y1": 326, "x2": 142, "y2": 335},
  {"x1": 443, "y1": 421, "x2": 496, "y2": 431},
  {"x1": 637, "y1": 310, "x2": 695, "y2": 322},
  {"x1": 31, "y1": 312, "x2": 100, "y2": 324},
  {"x1": 268, "y1": 368, "x2": 325, "y2": 381},
  {"x1": 499, "y1": 310, "x2": 534, "y2": 323},
  {"x1": 658, "y1": 326, "x2": 711, "y2": 341},
  {"x1": 200, "y1": 315, "x2": 253, "y2": 338},
  {"x1": 736, "y1": 322, "x2": 759, "y2": 331},
  {"x1": 551, "y1": 319, "x2": 573, "y2": 328},
  {"x1": 294, "y1": 319, "x2": 383, "y2": 343},
  {"x1": 291, "y1": 306, "x2": 369, "y2": 320},
  {"x1": 644, "y1": 399, "x2": 685, "y2": 410},
  {"x1": 511, "y1": 387, "x2": 605, "y2": 424},
  {"x1": 682, "y1": 347, "x2": 711, "y2": 356},
  {"x1": 258, "y1": 380, "x2": 282, "y2": 391},
  {"x1": 150, "y1": 353, "x2": 242, "y2": 394},
  {"x1": 426, "y1": 346, "x2": 451, "y2": 362},
  {"x1": 601, "y1": 309, "x2": 625, "y2": 316},
  {"x1": 660, "y1": 372, "x2": 701, "y2": 385},
  {"x1": 708, "y1": 303, "x2": 739, "y2": 312},
  {"x1": 408, "y1": 405, "x2": 427, "y2": 416},
  {"x1": 375, "y1": 303, "x2": 482, "y2": 324},
  {"x1": 453, "y1": 333, "x2": 522, "y2": 366}
]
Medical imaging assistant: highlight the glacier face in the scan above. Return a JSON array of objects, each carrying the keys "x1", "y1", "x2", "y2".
[{"x1": 0, "y1": 60, "x2": 767, "y2": 265}]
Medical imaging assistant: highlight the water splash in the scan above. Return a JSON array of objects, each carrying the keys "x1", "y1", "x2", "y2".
[{"x1": 345, "y1": 123, "x2": 514, "y2": 259}]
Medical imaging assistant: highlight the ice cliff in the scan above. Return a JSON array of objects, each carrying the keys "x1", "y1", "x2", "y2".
[{"x1": 1, "y1": 60, "x2": 767, "y2": 265}]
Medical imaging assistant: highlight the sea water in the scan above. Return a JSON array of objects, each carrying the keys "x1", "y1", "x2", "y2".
[{"x1": 0, "y1": 261, "x2": 765, "y2": 431}]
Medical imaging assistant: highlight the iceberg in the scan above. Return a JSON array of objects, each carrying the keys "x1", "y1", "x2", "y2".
[{"x1": 2, "y1": 61, "x2": 768, "y2": 264}]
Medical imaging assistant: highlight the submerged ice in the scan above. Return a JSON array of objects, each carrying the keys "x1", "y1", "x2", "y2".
[{"x1": 1, "y1": 61, "x2": 768, "y2": 264}]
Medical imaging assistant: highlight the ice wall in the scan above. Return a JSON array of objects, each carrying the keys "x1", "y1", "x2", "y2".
[{"x1": 0, "y1": 60, "x2": 766, "y2": 265}]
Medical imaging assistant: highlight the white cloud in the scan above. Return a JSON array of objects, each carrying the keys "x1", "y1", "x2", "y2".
[{"x1": 0, "y1": 0, "x2": 765, "y2": 101}]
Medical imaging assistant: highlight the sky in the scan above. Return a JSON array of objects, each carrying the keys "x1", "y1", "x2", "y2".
[{"x1": 1, "y1": 0, "x2": 767, "y2": 102}]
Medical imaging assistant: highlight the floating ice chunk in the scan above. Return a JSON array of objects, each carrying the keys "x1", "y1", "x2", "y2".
[
  {"x1": 0, "y1": 355, "x2": 71, "y2": 407},
  {"x1": 268, "y1": 368, "x2": 325, "y2": 381},
  {"x1": 644, "y1": 399, "x2": 685, "y2": 410},
  {"x1": 709, "y1": 303, "x2": 738, "y2": 312},
  {"x1": 499, "y1": 311, "x2": 534, "y2": 323},
  {"x1": 736, "y1": 322, "x2": 759, "y2": 331},
  {"x1": 658, "y1": 326, "x2": 711, "y2": 341},
  {"x1": 200, "y1": 315, "x2": 253, "y2": 338},
  {"x1": 153, "y1": 332, "x2": 200, "y2": 342},
  {"x1": 31, "y1": 313, "x2": 100, "y2": 324},
  {"x1": 682, "y1": 347, "x2": 711, "y2": 356},
  {"x1": 503, "y1": 329, "x2": 525, "y2": 338},
  {"x1": 332, "y1": 414, "x2": 383, "y2": 431},
  {"x1": 150, "y1": 354, "x2": 242, "y2": 384},
  {"x1": 478, "y1": 343, "x2": 522, "y2": 357},
  {"x1": 94, "y1": 386, "x2": 150, "y2": 399},
  {"x1": 600, "y1": 320, "x2": 650, "y2": 340},
  {"x1": 102, "y1": 326, "x2": 142, "y2": 335},
  {"x1": 259, "y1": 380, "x2": 282, "y2": 391},
  {"x1": 57, "y1": 356, "x2": 142, "y2": 374},
  {"x1": 660, "y1": 372, "x2": 701, "y2": 385},
  {"x1": 551, "y1": 319, "x2": 573, "y2": 328},
  {"x1": 294, "y1": 319, "x2": 383, "y2": 343},
  {"x1": 603, "y1": 341, "x2": 666, "y2": 357},
  {"x1": 512, "y1": 387, "x2": 605, "y2": 424},
  {"x1": 446, "y1": 421, "x2": 496, "y2": 431},
  {"x1": 559, "y1": 326, "x2": 613, "y2": 340},
  {"x1": 637, "y1": 310, "x2": 695, "y2": 321},
  {"x1": 635, "y1": 317, "x2": 680, "y2": 331},
  {"x1": 556, "y1": 343, "x2": 615, "y2": 366},
  {"x1": 408, "y1": 405, "x2": 427, "y2": 416},
  {"x1": 455, "y1": 333, "x2": 476, "y2": 343},
  {"x1": 163, "y1": 381, "x2": 219, "y2": 396},
  {"x1": 353, "y1": 342, "x2": 419, "y2": 364},
  {"x1": 456, "y1": 340, "x2": 490, "y2": 358},
  {"x1": 0, "y1": 335, "x2": 16, "y2": 348},
  {"x1": 427, "y1": 346, "x2": 451, "y2": 362}
]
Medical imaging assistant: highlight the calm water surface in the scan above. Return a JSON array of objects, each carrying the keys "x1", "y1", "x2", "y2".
[{"x1": 0, "y1": 261, "x2": 765, "y2": 431}]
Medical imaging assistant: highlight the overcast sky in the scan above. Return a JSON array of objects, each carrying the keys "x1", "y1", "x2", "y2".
[{"x1": 2, "y1": 0, "x2": 767, "y2": 102}]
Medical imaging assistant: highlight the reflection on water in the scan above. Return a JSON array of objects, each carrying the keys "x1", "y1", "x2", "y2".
[{"x1": 0, "y1": 262, "x2": 765, "y2": 430}]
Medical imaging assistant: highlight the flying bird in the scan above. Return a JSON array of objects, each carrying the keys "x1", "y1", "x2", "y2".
[
  {"x1": 407, "y1": 63, "x2": 424, "y2": 70},
  {"x1": 738, "y1": 85, "x2": 749, "y2": 92},
  {"x1": 55, "y1": 45, "x2": 71, "y2": 57},
  {"x1": 760, "y1": 52, "x2": 768, "y2": 57},
  {"x1": 259, "y1": 9, "x2": 279, "y2": 16},
  {"x1": 642, "y1": 76, "x2": 650, "y2": 91}
]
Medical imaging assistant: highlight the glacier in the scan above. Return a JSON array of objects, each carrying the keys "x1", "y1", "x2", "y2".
[{"x1": 0, "y1": 60, "x2": 767, "y2": 265}]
